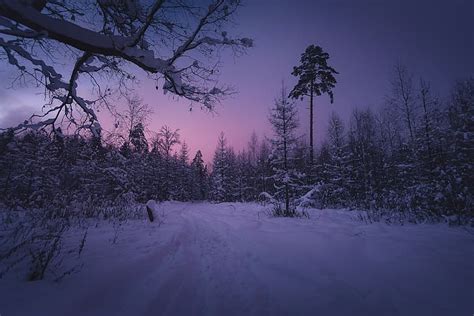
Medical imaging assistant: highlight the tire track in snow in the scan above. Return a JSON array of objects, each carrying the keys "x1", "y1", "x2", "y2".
[{"x1": 70, "y1": 205, "x2": 196, "y2": 315}]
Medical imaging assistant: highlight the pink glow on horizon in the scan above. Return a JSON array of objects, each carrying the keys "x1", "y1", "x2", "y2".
[
  {"x1": 97, "y1": 0, "x2": 472, "y2": 163},
  {"x1": 1, "y1": 1, "x2": 472, "y2": 164}
]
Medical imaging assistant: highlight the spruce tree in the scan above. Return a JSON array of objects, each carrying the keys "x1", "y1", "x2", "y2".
[
  {"x1": 210, "y1": 132, "x2": 231, "y2": 202},
  {"x1": 269, "y1": 85, "x2": 302, "y2": 215},
  {"x1": 191, "y1": 150, "x2": 208, "y2": 200}
]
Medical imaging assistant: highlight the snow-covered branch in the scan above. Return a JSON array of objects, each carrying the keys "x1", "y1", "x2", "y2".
[{"x1": 0, "y1": 0, "x2": 252, "y2": 132}]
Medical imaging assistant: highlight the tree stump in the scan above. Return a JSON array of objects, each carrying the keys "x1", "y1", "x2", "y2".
[
  {"x1": 146, "y1": 200, "x2": 157, "y2": 223},
  {"x1": 146, "y1": 205, "x2": 155, "y2": 222}
]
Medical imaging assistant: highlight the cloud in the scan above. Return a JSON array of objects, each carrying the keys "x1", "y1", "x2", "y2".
[{"x1": 0, "y1": 90, "x2": 42, "y2": 128}]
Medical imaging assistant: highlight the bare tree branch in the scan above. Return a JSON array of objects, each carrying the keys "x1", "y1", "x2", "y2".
[{"x1": 0, "y1": 0, "x2": 252, "y2": 134}]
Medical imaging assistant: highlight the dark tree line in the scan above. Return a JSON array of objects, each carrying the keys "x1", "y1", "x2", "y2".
[
  {"x1": 207, "y1": 75, "x2": 473, "y2": 222},
  {"x1": 0, "y1": 73, "x2": 472, "y2": 223},
  {"x1": 0, "y1": 119, "x2": 213, "y2": 280},
  {"x1": 313, "y1": 77, "x2": 473, "y2": 222},
  {"x1": 1, "y1": 76, "x2": 470, "y2": 281},
  {"x1": 0, "y1": 124, "x2": 210, "y2": 213}
]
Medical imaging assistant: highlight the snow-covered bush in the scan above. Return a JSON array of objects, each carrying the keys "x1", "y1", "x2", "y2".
[{"x1": 0, "y1": 205, "x2": 87, "y2": 281}]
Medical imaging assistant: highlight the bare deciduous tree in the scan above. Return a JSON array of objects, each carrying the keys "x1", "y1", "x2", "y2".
[
  {"x1": 153, "y1": 125, "x2": 180, "y2": 157},
  {"x1": 0, "y1": 0, "x2": 252, "y2": 134},
  {"x1": 418, "y1": 78, "x2": 438, "y2": 159},
  {"x1": 120, "y1": 93, "x2": 152, "y2": 140},
  {"x1": 387, "y1": 63, "x2": 418, "y2": 143}
]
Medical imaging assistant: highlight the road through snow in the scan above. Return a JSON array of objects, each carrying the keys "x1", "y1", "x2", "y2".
[{"x1": 1, "y1": 202, "x2": 473, "y2": 316}]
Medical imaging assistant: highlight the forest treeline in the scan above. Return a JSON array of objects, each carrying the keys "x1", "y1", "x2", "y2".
[
  {"x1": 0, "y1": 73, "x2": 472, "y2": 223},
  {"x1": 209, "y1": 74, "x2": 473, "y2": 222}
]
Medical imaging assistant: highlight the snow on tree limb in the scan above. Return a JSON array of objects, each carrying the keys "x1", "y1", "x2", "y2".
[{"x1": 0, "y1": 0, "x2": 252, "y2": 133}]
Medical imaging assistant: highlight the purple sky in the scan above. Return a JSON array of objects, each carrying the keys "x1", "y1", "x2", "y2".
[{"x1": 0, "y1": 0, "x2": 473, "y2": 162}]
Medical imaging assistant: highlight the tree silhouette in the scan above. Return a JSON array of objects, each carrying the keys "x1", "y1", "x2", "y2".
[
  {"x1": 289, "y1": 45, "x2": 338, "y2": 164},
  {"x1": 269, "y1": 84, "x2": 300, "y2": 215},
  {"x1": 0, "y1": 0, "x2": 252, "y2": 134}
]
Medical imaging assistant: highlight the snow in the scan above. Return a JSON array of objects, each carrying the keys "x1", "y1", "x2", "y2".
[
  {"x1": 295, "y1": 185, "x2": 321, "y2": 207},
  {"x1": 1, "y1": 202, "x2": 473, "y2": 316}
]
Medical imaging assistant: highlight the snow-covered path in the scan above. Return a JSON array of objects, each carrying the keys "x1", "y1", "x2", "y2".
[{"x1": 1, "y1": 202, "x2": 473, "y2": 316}]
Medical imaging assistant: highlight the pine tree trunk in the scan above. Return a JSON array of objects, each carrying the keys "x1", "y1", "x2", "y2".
[
  {"x1": 421, "y1": 89, "x2": 432, "y2": 161},
  {"x1": 310, "y1": 80, "x2": 314, "y2": 164}
]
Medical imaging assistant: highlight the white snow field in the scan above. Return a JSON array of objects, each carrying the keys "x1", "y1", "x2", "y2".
[{"x1": 1, "y1": 202, "x2": 473, "y2": 316}]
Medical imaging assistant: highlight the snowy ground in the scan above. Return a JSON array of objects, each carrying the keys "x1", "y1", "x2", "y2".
[{"x1": 1, "y1": 202, "x2": 473, "y2": 316}]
